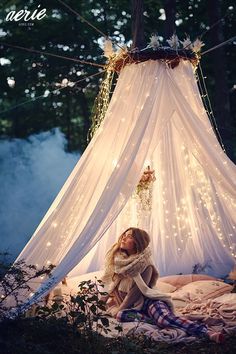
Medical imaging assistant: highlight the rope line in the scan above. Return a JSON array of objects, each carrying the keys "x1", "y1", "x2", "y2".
[
  {"x1": 0, "y1": 42, "x2": 104, "y2": 68},
  {"x1": 0, "y1": 70, "x2": 105, "y2": 115},
  {"x1": 57, "y1": 0, "x2": 125, "y2": 52},
  {"x1": 199, "y1": 8, "x2": 233, "y2": 40},
  {"x1": 57, "y1": 0, "x2": 107, "y2": 38},
  {"x1": 201, "y1": 36, "x2": 236, "y2": 55}
]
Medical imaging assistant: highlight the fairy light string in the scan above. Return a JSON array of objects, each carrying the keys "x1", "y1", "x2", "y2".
[
  {"x1": 195, "y1": 68, "x2": 221, "y2": 146},
  {"x1": 197, "y1": 61, "x2": 226, "y2": 152},
  {"x1": 87, "y1": 68, "x2": 115, "y2": 141}
]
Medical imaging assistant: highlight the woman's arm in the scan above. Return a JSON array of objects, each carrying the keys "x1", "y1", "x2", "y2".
[{"x1": 118, "y1": 265, "x2": 153, "y2": 311}]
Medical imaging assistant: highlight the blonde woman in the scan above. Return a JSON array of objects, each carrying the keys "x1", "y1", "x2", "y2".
[{"x1": 102, "y1": 227, "x2": 224, "y2": 343}]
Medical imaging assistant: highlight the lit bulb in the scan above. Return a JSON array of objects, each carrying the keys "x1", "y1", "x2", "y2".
[{"x1": 112, "y1": 159, "x2": 120, "y2": 168}]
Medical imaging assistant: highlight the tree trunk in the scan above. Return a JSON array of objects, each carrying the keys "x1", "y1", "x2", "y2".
[
  {"x1": 131, "y1": 0, "x2": 145, "y2": 50},
  {"x1": 164, "y1": 0, "x2": 176, "y2": 39},
  {"x1": 207, "y1": 0, "x2": 232, "y2": 148}
]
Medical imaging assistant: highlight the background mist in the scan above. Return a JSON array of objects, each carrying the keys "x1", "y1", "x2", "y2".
[{"x1": 0, "y1": 128, "x2": 79, "y2": 261}]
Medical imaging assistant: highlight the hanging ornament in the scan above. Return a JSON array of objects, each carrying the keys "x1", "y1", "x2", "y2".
[{"x1": 136, "y1": 166, "x2": 156, "y2": 211}]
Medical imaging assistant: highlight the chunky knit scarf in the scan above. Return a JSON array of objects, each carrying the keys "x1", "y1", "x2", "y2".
[
  {"x1": 114, "y1": 246, "x2": 153, "y2": 278},
  {"x1": 102, "y1": 246, "x2": 174, "y2": 310}
]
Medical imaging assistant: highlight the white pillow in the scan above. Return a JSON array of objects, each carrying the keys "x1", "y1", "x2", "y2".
[
  {"x1": 212, "y1": 293, "x2": 236, "y2": 305},
  {"x1": 173, "y1": 280, "x2": 233, "y2": 302},
  {"x1": 155, "y1": 280, "x2": 177, "y2": 293}
]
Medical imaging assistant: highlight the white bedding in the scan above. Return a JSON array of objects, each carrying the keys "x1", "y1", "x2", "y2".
[{"x1": 52, "y1": 273, "x2": 236, "y2": 343}]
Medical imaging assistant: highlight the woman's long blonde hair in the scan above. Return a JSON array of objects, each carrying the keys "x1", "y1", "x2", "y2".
[
  {"x1": 102, "y1": 227, "x2": 158, "y2": 288},
  {"x1": 104, "y1": 227, "x2": 150, "y2": 272}
]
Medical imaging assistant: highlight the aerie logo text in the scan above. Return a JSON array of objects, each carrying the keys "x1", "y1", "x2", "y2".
[{"x1": 5, "y1": 4, "x2": 47, "y2": 22}]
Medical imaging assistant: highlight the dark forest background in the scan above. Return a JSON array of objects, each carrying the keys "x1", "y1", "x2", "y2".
[{"x1": 0, "y1": 0, "x2": 235, "y2": 160}]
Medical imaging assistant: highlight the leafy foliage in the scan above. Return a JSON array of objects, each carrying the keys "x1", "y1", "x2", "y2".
[
  {"x1": 36, "y1": 278, "x2": 117, "y2": 337},
  {"x1": 0, "y1": 252, "x2": 54, "y2": 320}
]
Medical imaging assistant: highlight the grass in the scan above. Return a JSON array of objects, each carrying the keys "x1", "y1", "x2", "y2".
[{"x1": 0, "y1": 316, "x2": 236, "y2": 354}]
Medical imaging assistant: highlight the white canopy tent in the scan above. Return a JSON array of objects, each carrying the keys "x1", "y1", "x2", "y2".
[{"x1": 6, "y1": 58, "x2": 236, "y2": 311}]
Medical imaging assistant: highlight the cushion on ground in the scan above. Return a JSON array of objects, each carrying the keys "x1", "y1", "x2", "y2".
[
  {"x1": 212, "y1": 292, "x2": 236, "y2": 304},
  {"x1": 159, "y1": 274, "x2": 222, "y2": 289},
  {"x1": 172, "y1": 280, "x2": 233, "y2": 302},
  {"x1": 64, "y1": 272, "x2": 225, "y2": 299},
  {"x1": 155, "y1": 280, "x2": 176, "y2": 293}
]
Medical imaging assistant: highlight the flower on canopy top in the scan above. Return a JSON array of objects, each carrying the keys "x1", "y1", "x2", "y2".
[
  {"x1": 192, "y1": 38, "x2": 205, "y2": 53},
  {"x1": 166, "y1": 34, "x2": 180, "y2": 49},
  {"x1": 149, "y1": 34, "x2": 160, "y2": 50},
  {"x1": 181, "y1": 36, "x2": 193, "y2": 50},
  {"x1": 104, "y1": 39, "x2": 114, "y2": 58}
]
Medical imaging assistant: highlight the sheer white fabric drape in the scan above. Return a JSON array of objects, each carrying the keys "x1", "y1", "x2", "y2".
[{"x1": 8, "y1": 60, "x2": 236, "y2": 310}]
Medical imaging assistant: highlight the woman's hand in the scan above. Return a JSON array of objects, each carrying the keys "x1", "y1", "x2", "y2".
[
  {"x1": 106, "y1": 305, "x2": 119, "y2": 318},
  {"x1": 100, "y1": 294, "x2": 109, "y2": 303}
]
